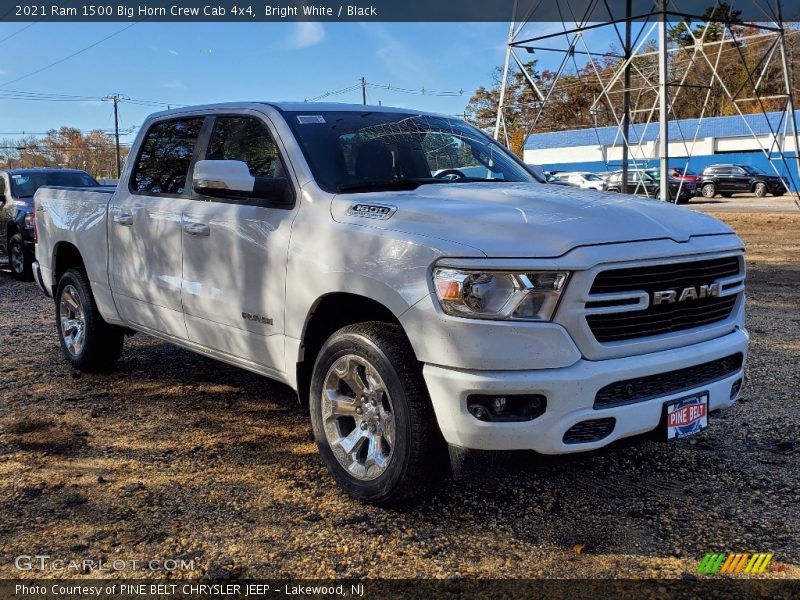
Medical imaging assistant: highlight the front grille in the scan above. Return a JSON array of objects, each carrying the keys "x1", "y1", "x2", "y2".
[
  {"x1": 563, "y1": 418, "x2": 616, "y2": 444},
  {"x1": 594, "y1": 352, "x2": 744, "y2": 409},
  {"x1": 586, "y1": 256, "x2": 740, "y2": 342}
]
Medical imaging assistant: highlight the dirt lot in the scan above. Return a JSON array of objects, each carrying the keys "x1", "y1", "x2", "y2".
[{"x1": 0, "y1": 212, "x2": 798, "y2": 580}]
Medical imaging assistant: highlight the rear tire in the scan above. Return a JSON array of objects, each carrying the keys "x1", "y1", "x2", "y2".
[
  {"x1": 8, "y1": 234, "x2": 32, "y2": 281},
  {"x1": 55, "y1": 268, "x2": 124, "y2": 372},
  {"x1": 309, "y1": 322, "x2": 440, "y2": 506},
  {"x1": 701, "y1": 183, "x2": 716, "y2": 198},
  {"x1": 754, "y1": 182, "x2": 767, "y2": 197}
]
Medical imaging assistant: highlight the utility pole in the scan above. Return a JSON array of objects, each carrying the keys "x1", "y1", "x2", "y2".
[
  {"x1": 621, "y1": 0, "x2": 632, "y2": 194},
  {"x1": 777, "y1": 2, "x2": 800, "y2": 207},
  {"x1": 361, "y1": 77, "x2": 367, "y2": 105},
  {"x1": 104, "y1": 94, "x2": 127, "y2": 179},
  {"x1": 658, "y1": 0, "x2": 670, "y2": 202}
]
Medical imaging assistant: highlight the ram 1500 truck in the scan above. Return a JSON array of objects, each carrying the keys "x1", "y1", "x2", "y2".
[{"x1": 33, "y1": 103, "x2": 748, "y2": 505}]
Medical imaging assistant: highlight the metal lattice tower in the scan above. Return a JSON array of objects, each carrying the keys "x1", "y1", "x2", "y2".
[{"x1": 495, "y1": 0, "x2": 800, "y2": 205}]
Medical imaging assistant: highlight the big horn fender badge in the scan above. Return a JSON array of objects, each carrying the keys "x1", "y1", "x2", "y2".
[{"x1": 347, "y1": 203, "x2": 398, "y2": 220}]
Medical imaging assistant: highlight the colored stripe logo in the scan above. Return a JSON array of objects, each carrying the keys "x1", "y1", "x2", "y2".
[{"x1": 698, "y1": 553, "x2": 773, "y2": 574}]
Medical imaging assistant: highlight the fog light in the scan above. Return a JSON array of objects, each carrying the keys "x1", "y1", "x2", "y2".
[
  {"x1": 467, "y1": 394, "x2": 546, "y2": 422},
  {"x1": 468, "y1": 404, "x2": 491, "y2": 421},
  {"x1": 730, "y1": 378, "x2": 743, "y2": 400}
]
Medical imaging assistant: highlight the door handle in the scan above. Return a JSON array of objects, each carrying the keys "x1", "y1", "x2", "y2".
[
  {"x1": 183, "y1": 221, "x2": 210, "y2": 237},
  {"x1": 113, "y1": 213, "x2": 133, "y2": 226}
]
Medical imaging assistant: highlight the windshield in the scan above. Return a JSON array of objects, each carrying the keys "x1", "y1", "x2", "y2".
[
  {"x1": 741, "y1": 165, "x2": 766, "y2": 175},
  {"x1": 282, "y1": 110, "x2": 539, "y2": 193},
  {"x1": 10, "y1": 171, "x2": 98, "y2": 198}
]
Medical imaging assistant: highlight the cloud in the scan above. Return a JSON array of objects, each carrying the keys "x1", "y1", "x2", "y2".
[
  {"x1": 358, "y1": 24, "x2": 428, "y2": 83},
  {"x1": 163, "y1": 79, "x2": 186, "y2": 89},
  {"x1": 286, "y1": 22, "x2": 325, "y2": 49},
  {"x1": 168, "y1": 48, "x2": 178, "y2": 55},
  {"x1": 0, "y1": 68, "x2": 7, "y2": 76}
]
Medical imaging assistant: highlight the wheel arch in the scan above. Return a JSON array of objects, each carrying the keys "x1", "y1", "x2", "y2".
[
  {"x1": 52, "y1": 241, "x2": 86, "y2": 294},
  {"x1": 295, "y1": 292, "x2": 412, "y2": 405}
]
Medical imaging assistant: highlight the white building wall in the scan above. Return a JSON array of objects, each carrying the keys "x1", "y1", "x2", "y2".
[{"x1": 524, "y1": 144, "x2": 603, "y2": 165}]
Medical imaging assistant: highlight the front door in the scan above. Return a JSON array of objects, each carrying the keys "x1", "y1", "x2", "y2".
[
  {"x1": 108, "y1": 116, "x2": 206, "y2": 339},
  {"x1": 180, "y1": 114, "x2": 296, "y2": 373},
  {"x1": 728, "y1": 166, "x2": 750, "y2": 191}
]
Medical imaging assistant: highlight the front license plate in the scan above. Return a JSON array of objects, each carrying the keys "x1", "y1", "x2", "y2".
[{"x1": 666, "y1": 393, "x2": 709, "y2": 440}]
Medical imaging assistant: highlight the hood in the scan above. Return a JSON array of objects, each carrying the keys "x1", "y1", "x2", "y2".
[{"x1": 331, "y1": 182, "x2": 734, "y2": 258}]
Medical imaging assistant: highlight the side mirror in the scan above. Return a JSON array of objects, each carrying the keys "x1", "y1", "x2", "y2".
[
  {"x1": 193, "y1": 159, "x2": 255, "y2": 196},
  {"x1": 193, "y1": 160, "x2": 293, "y2": 206},
  {"x1": 527, "y1": 163, "x2": 545, "y2": 182}
]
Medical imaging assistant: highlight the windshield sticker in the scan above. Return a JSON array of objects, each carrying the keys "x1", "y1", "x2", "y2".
[{"x1": 297, "y1": 115, "x2": 326, "y2": 124}]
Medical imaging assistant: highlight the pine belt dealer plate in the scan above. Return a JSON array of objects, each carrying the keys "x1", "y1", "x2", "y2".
[{"x1": 665, "y1": 393, "x2": 709, "y2": 440}]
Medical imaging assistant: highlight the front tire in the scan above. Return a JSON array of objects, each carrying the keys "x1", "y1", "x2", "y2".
[
  {"x1": 309, "y1": 322, "x2": 440, "y2": 506},
  {"x1": 55, "y1": 268, "x2": 124, "y2": 372},
  {"x1": 701, "y1": 183, "x2": 716, "y2": 198},
  {"x1": 8, "y1": 234, "x2": 32, "y2": 281}
]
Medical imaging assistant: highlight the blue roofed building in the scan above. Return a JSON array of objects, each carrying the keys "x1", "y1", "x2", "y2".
[{"x1": 523, "y1": 110, "x2": 800, "y2": 190}]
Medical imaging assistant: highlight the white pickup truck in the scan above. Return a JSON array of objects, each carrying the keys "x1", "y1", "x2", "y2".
[{"x1": 33, "y1": 103, "x2": 748, "y2": 505}]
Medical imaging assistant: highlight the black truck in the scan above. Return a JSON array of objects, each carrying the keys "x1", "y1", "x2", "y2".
[{"x1": 0, "y1": 168, "x2": 99, "y2": 279}]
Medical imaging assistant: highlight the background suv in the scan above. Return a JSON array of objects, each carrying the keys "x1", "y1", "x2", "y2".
[{"x1": 699, "y1": 164, "x2": 787, "y2": 198}]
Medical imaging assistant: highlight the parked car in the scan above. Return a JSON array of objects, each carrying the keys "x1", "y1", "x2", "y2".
[
  {"x1": 606, "y1": 169, "x2": 696, "y2": 203},
  {"x1": 0, "y1": 168, "x2": 98, "y2": 280},
  {"x1": 33, "y1": 103, "x2": 747, "y2": 505},
  {"x1": 555, "y1": 171, "x2": 607, "y2": 191},
  {"x1": 544, "y1": 172, "x2": 573, "y2": 186},
  {"x1": 698, "y1": 164, "x2": 787, "y2": 198},
  {"x1": 666, "y1": 166, "x2": 700, "y2": 186}
]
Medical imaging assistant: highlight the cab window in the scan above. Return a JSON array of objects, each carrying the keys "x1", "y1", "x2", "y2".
[
  {"x1": 206, "y1": 117, "x2": 286, "y2": 179},
  {"x1": 131, "y1": 118, "x2": 205, "y2": 196}
]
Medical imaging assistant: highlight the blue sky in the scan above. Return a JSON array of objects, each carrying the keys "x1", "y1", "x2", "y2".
[{"x1": 0, "y1": 21, "x2": 612, "y2": 146}]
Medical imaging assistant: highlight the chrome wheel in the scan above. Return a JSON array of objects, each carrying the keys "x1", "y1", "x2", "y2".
[
  {"x1": 321, "y1": 354, "x2": 395, "y2": 481},
  {"x1": 59, "y1": 284, "x2": 86, "y2": 356},
  {"x1": 702, "y1": 184, "x2": 716, "y2": 198},
  {"x1": 10, "y1": 241, "x2": 24, "y2": 274}
]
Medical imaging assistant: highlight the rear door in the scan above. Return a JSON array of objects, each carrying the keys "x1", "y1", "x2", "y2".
[
  {"x1": 108, "y1": 116, "x2": 206, "y2": 339},
  {"x1": 180, "y1": 113, "x2": 297, "y2": 373}
]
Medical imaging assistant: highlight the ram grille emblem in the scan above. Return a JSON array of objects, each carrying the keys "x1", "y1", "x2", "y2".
[{"x1": 652, "y1": 283, "x2": 721, "y2": 306}]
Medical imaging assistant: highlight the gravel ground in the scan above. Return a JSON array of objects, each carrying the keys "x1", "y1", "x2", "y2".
[{"x1": 0, "y1": 212, "x2": 798, "y2": 580}]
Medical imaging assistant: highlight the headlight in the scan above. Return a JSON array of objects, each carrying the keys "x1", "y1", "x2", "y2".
[{"x1": 432, "y1": 268, "x2": 569, "y2": 321}]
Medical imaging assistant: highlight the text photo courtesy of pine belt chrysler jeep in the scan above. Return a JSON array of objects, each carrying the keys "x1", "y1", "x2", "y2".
[{"x1": 32, "y1": 103, "x2": 748, "y2": 505}]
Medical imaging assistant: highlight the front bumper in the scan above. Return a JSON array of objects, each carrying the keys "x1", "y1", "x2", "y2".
[{"x1": 423, "y1": 327, "x2": 748, "y2": 453}]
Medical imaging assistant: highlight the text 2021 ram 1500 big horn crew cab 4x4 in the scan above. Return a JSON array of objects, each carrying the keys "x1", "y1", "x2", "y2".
[{"x1": 32, "y1": 103, "x2": 748, "y2": 505}]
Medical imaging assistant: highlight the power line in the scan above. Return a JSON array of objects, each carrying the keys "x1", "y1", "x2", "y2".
[
  {"x1": 305, "y1": 79, "x2": 468, "y2": 104},
  {"x1": 0, "y1": 22, "x2": 139, "y2": 89},
  {"x1": 0, "y1": 22, "x2": 37, "y2": 46}
]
